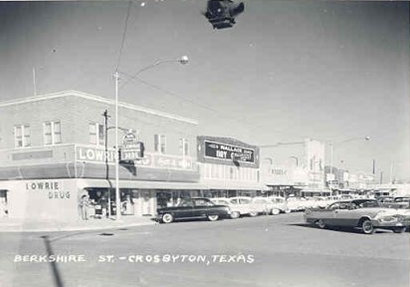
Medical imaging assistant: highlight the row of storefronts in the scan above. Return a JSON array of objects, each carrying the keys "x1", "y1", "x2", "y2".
[
  {"x1": 0, "y1": 91, "x2": 265, "y2": 221},
  {"x1": 0, "y1": 90, "x2": 384, "y2": 222}
]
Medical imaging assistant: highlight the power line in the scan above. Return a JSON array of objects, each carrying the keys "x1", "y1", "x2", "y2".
[
  {"x1": 118, "y1": 71, "x2": 299, "y2": 141},
  {"x1": 115, "y1": 1, "x2": 132, "y2": 72}
]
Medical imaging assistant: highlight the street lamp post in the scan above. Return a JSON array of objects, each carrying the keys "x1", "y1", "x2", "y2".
[
  {"x1": 327, "y1": 136, "x2": 370, "y2": 192},
  {"x1": 113, "y1": 56, "x2": 189, "y2": 220}
]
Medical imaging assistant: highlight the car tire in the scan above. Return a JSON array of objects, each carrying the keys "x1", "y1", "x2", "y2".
[
  {"x1": 231, "y1": 211, "x2": 240, "y2": 219},
  {"x1": 393, "y1": 227, "x2": 406, "y2": 234},
  {"x1": 284, "y1": 208, "x2": 291, "y2": 214},
  {"x1": 361, "y1": 219, "x2": 375, "y2": 234},
  {"x1": 249, "y1": 211, "x2": 258, "y2": 217},
  {"x1": 316, "y1": 219, "x2": 326, "y2": 229},
  {"x1": 161, "y1": 213, "x2": 174, "y2": 224},
  {"x1": 207, "y1": 214, "x2": 219, "y2": 221},
  {"x1": 271, "y1": 208, "x2": 280, "y2": 215}
]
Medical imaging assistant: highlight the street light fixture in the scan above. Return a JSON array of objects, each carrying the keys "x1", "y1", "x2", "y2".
[
  {"x1": 328, "y1": 136, "x2": 371, "y2": 191},
  {"x1": 179, "y1": 55, "x2": 189, "y2": 65},
  {"x1": 113, "y1": 55, "x2": 189, "y2": 220}
]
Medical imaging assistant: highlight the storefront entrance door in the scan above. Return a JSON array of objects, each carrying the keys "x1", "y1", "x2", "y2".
[
  {"x1": 141, "y1": 190, "x2": 152, "y2": 215},
  {"x1": 0, "y1": 190, "x2": 8, "y2": 218}
]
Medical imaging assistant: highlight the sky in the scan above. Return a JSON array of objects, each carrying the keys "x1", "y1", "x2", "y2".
[{"x1": 0, "y1": 0, "x2": 409, "y2": 181}]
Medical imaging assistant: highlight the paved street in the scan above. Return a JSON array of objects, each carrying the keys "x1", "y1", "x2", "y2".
[{"x1": 1, "y1": 213, "x2": 409, "y2": 287}]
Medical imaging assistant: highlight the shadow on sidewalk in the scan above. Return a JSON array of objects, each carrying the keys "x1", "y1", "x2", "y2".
[
  {"x1": 41, "y1": 235, "x2": 65, "y2": 287},
  {"x1": 287, "y1": 223, "x2": 392, "y2": 234}
]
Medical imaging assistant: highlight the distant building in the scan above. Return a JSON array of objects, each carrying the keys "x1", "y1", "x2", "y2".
[
  {"x1": 303, "y1": 139, "x2": 325, "y2": 193},
  {"x1": 260, "y1": 138, "x2": 329, "y2": 197}
]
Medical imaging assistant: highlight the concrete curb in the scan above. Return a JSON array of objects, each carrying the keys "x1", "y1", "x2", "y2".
[{"x1": 0, "y1": 221, "x2": 157, "y2": 233}]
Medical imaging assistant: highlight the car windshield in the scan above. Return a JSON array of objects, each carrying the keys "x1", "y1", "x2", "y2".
[
  {"x1": 356, "y1": 200, "x2": 380, "y2": 208},
  {"x1": 194, "y1": 199, "x2": 215, "y2": 206},
  {"x1": 218, "y1": 200, "x2": 229, "y2": 205},
  {"x1": 395, "y1": 197, "x2": 410, "y2": 202},
  {"x1": 177, "y1": 199, "x2": 194, "y2": 207},
  {"x1": 240, "y1": 198, "x2": 251, "y2": 204}
]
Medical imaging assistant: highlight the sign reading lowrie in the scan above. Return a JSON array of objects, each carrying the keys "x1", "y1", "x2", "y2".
[
  {"x1": 25, "y1": 180, "x2": 71, "y2": 199},
  {"x1": 204, "y1": 140, "x2": 255, "y2": 163},
  {"x1": 76, "y1": 146, "x2": 193, "y2": 170}
]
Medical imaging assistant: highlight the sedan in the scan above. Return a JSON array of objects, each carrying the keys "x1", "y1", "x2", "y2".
[
  {"x1": 304, "y1": 199, "x2": 410, "y2": 234},
  {"x1": 210, "y1": 197, "x2": 263, "y2": 218},
  {"x1": 156, "y1": 197, "x2": 231, "y2": 223},
  {"x1": 380, "y1": 197, "x2": 410, "y2": 209}
]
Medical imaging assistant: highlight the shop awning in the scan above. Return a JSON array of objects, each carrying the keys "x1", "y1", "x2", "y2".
[
  {"x1": 77, "y1": 179, "x2": 269, "y2": 191},
  {"x1": 77, "y1": 179, "x2": 208, "y2": 190},
  {"x1": 203, "y1": 181, "x2": 269, "y2": 191},
  {"x1": 301, "y1": 189, "x2": 331, "y2": 194}
]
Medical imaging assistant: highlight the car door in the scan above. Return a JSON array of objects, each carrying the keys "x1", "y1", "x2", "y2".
[
  {"x1": 321, "y1": 202, "x2": 341, "y2": 225},
  {"x1": 332, "y1": 202, "x2": 357, "y2": 226},
  {"x1": 229, "y1": 198, "x2": 243, "y2": 214},
  {"x1": 174, "y1": 199, "x2": 195, "y2": 218},
  {"x1": 192, "y1": 198, "x2": 212, "y2": 217}
]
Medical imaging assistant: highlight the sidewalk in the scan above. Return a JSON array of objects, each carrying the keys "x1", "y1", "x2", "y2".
[{"x1": 0, "y1": 216, "x2": 157, "y2": 233}]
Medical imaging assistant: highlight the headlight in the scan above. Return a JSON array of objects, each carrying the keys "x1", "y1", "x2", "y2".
[
  {"x1": 377, "y1": 215, "x2": 402, "y2": 222},
  {"x1": 393, "y1": 215, "x2": 405, "y2": 222}
]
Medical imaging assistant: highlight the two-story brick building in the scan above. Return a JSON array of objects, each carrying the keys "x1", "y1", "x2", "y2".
[{"x1": 0, "y1": 90, "x2": 204, "y2": 221}]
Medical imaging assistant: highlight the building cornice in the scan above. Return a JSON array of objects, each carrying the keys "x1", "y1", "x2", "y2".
[{"x1": 0, "y1": 90, "x2": 198, "y2": 125}]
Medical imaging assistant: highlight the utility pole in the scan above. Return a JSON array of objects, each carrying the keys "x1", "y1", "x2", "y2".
[
  {"x1": 32, "y1": 67, "x2": 37, "y2": 96},
  {"x1": 114, "y1": 71, "x2": 121, "y2": 221},
  {"x1": 389, "y1": 161, "x2": 394, "y2": 184},
  {"x1": 380, "y1": 171, "x2": 383, "y2": 184},
  {"x1": 102, "y1": 109, "x2": 111, "y2": 218}
]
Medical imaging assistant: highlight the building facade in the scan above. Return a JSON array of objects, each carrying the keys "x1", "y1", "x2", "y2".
[
  {"x1": 196, "y1": 136, "x2": 265, "y2": 198},
  {"x1": 303, "y1": 139, "x2": 326, "y2": 194},
  {"x1": 260, "y1": 138, "x2": 329, "y2": 197},
  {"x1": 0, "y1": 90, "x2": 203, "y2": 221}
]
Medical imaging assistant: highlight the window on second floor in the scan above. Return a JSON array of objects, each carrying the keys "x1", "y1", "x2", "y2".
[
  {"x1": 14, "y1": 124, "x2": 31, "y2": 148},
  {"x1": 179, "y1": 138, "x2": 189, "y2": 156},
  {"x1": 89, "y1": 123, "x2": 105, "y2": 146},
  {"x1": 43, "y1": 121, "x2": 62, "y2": 145},
  {"x1": 154, "y1": 134, "x2": 166, "y2": 154}
]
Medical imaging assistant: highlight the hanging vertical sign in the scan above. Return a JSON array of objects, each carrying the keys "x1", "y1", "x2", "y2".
[{"x1": 121, "y1": 131, "x2": 144, "y2": 160}]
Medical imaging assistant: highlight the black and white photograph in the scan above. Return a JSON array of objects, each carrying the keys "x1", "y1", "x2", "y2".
[{"x1": 0, "y1": 1, "x2": 409, "y2": 286}]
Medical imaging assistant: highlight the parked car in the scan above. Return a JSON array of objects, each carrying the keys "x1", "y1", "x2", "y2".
[
  {"x1": 309, "y1": 196, "x2": 329, "y2": 209},
  {"x1": 156, "y1": 197, "x2": 231, "y2": 223},
  {"x1": 304, "y1": 199, "x2": 410, "y2": 234},
  {"x1": 286, "y1": 197, "x2": 306, "y2": 212},
  {"x1": 210, "y1": 197, "x2": 263, "y2": 218},
  {"x1": 252, "y1": 197, "x2": 276, "y2": 215},
  {"x1": 268, "y1": 197, "x2": 290, "y2": 214},
  {"x1": 377, "y1": 196, "x2": 394, "y2": 204},
  {"x1": 380, "y1": 197, "x2": 410, "y2": 209}
]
